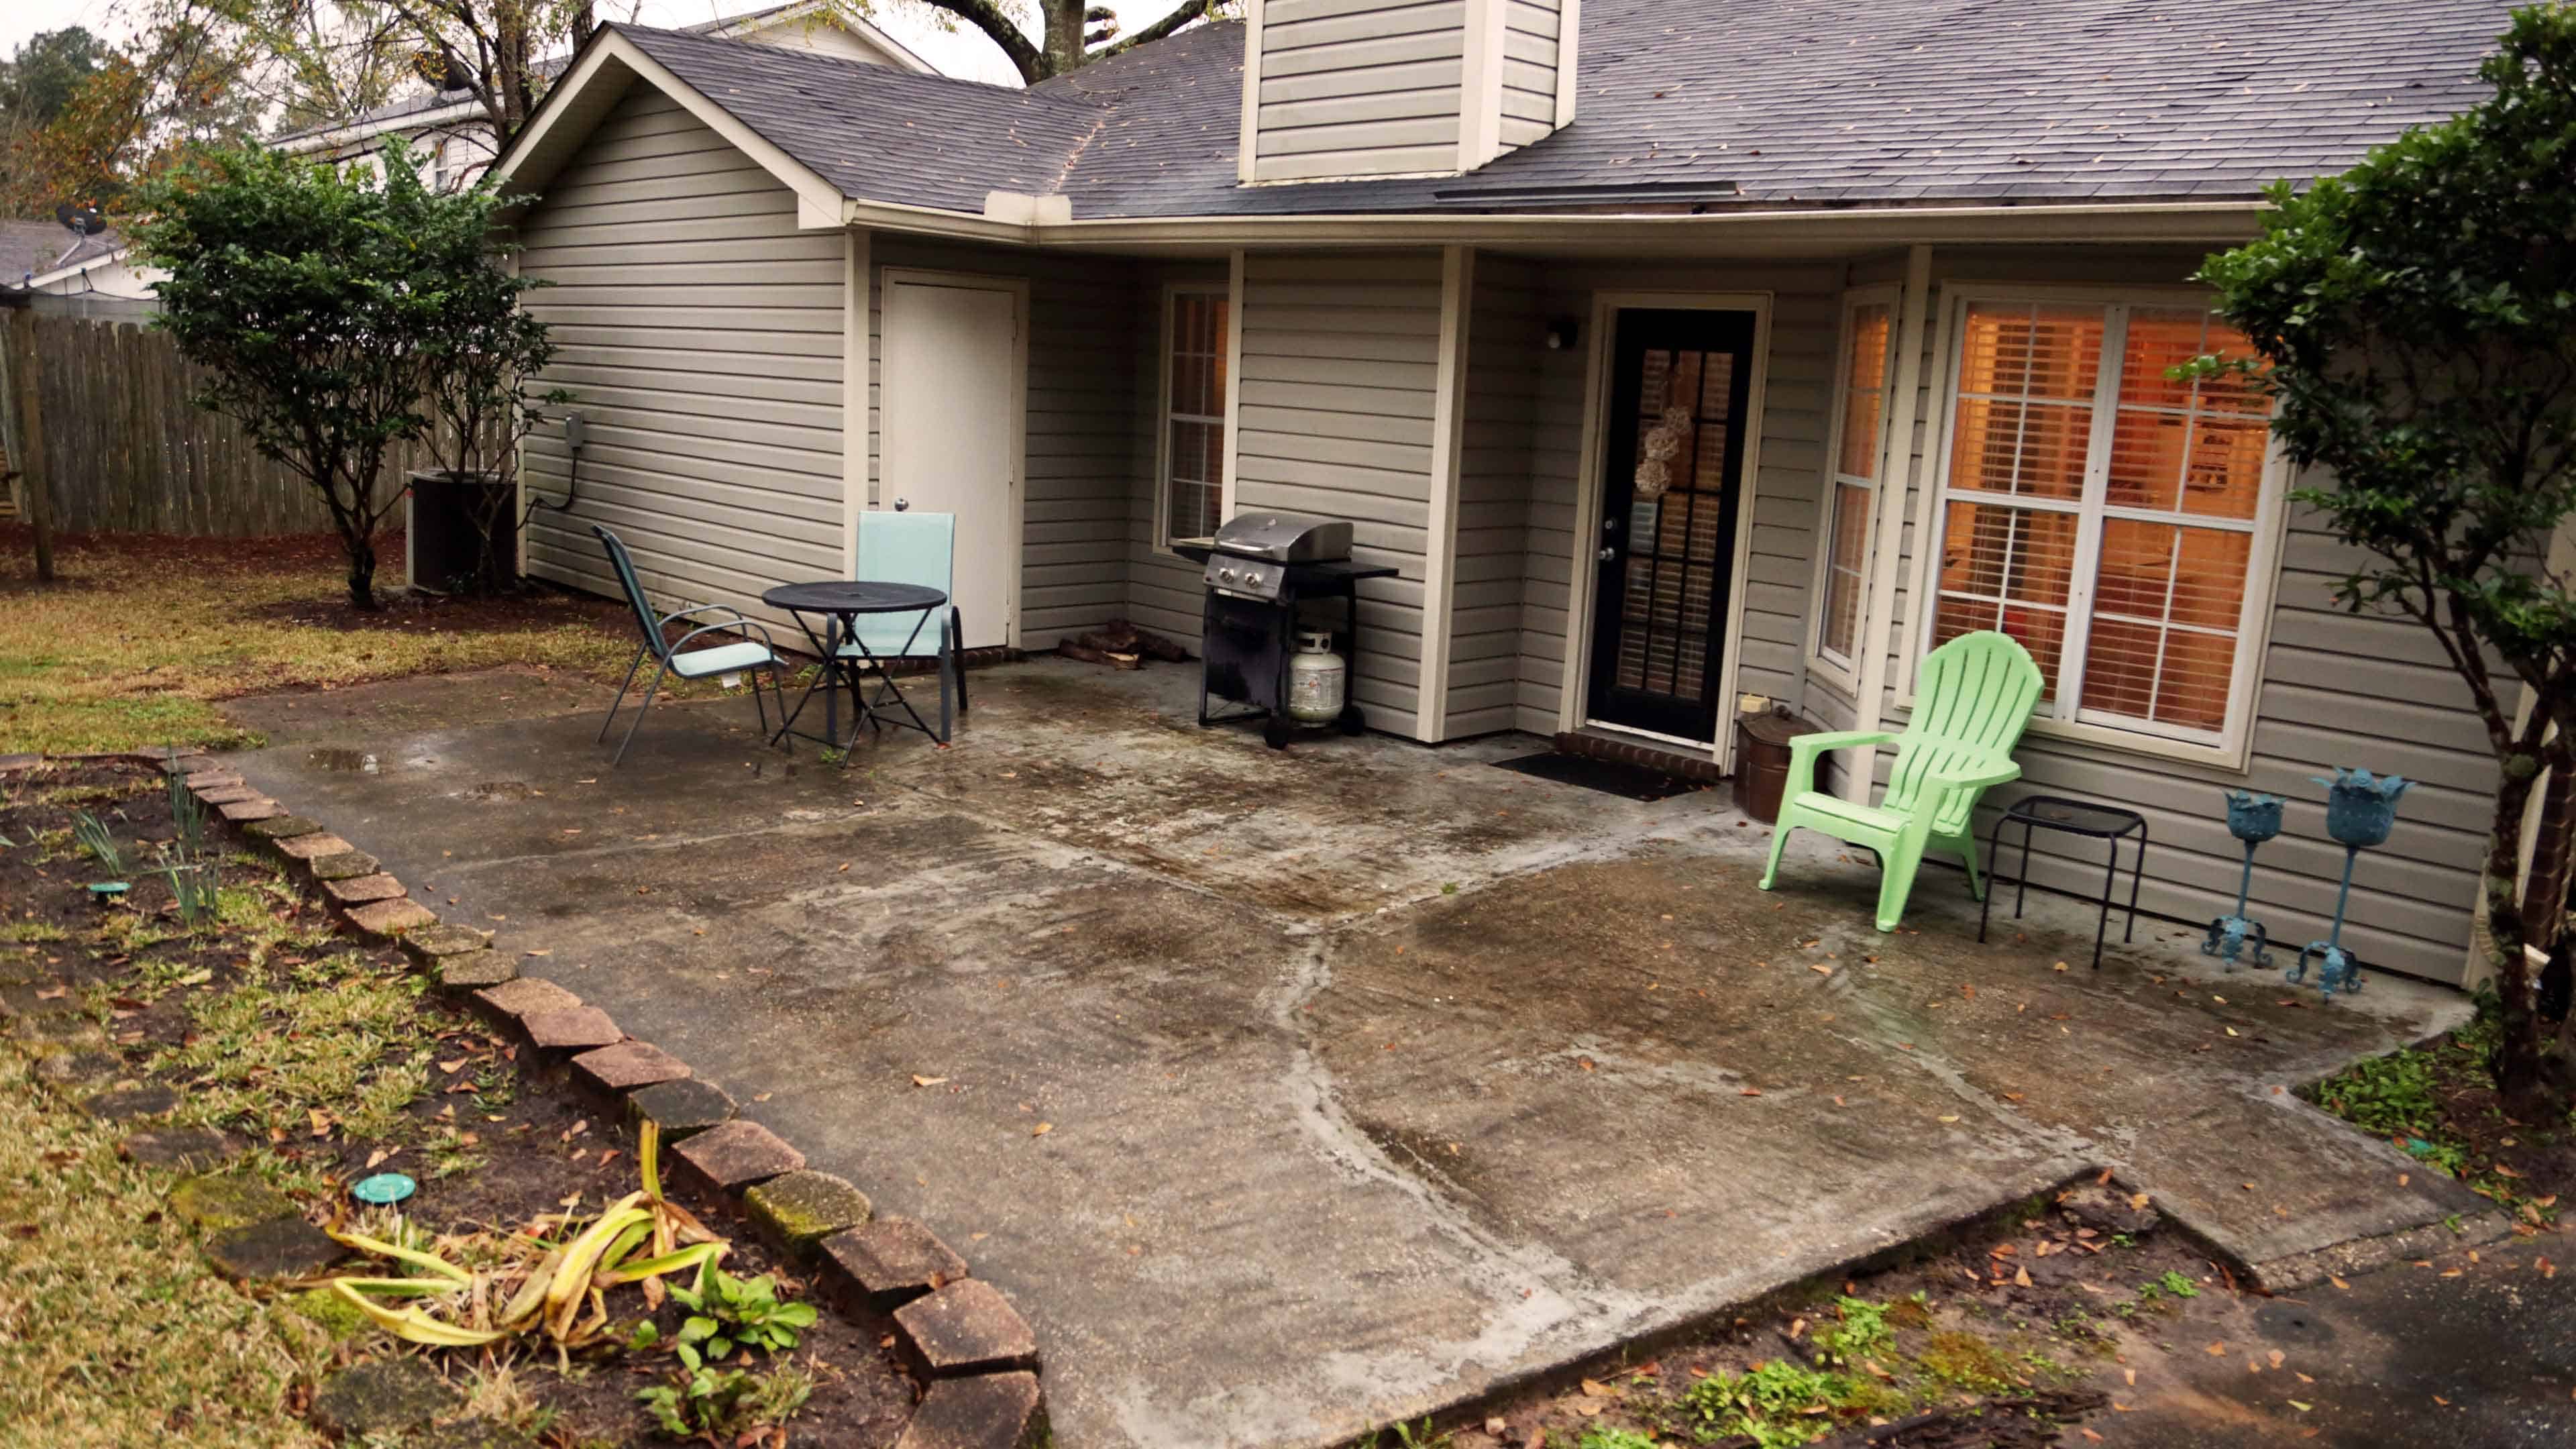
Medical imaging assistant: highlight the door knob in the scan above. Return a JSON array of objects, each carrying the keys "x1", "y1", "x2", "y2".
[{"x1": 1597, "y1": 545, "x2": 1618, "y2": 561}]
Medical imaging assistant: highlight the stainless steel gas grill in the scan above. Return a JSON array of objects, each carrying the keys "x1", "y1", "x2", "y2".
[{"x1": 1175, "y1": 513, "x2": 1398, "y2": 749}]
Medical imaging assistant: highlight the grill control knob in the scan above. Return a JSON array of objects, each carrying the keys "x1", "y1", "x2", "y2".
[{"x1": 1218, "y1": 568, "x2": 1237, "y2": 584}]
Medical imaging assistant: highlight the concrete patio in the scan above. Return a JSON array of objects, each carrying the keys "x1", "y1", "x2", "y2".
[{"x1": 222, "y1": 660, "x2": 2501, "y2": 1449}]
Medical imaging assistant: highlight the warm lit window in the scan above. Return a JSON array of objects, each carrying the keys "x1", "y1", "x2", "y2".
[
  {"x1": 1161, "y1": 288, "x2": 1229, "y2": 545},
  {"x1": 1814, "y1": 294, "x2": 1892, "y2": 677},
  {"x1": 1925, "y1": 297, "x2": 2273, "y2": 749}
]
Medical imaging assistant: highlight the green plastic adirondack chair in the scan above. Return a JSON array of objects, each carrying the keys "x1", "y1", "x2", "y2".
[{"x1": 1758, "y1": 630, "x2": 2043, "y2": 932}]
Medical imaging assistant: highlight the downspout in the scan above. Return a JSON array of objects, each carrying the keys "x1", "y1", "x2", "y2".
[{"x1": 1843, "y1": 244, "x2": 1933, "y2": 802}]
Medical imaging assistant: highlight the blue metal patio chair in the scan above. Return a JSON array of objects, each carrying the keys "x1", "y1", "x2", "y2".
[
  {"x1": 841, "y1": 509, "x2": 968, "y2": 741},
  {"x1": 592, "y1": 524, "x2": 790, "y2": 765}
]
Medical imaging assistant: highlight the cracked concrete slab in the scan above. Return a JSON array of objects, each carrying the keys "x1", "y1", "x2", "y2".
[{"x1": 221, "y1": 661, "x2": 2485, "y2": 1448}]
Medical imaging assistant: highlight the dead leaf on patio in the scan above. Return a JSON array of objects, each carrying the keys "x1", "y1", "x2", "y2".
[
  {"x1": 364, "y1": 1148, "x2": 393, "y2": 1170},
  {"x1": 1578, "y1": 1378, "x2": 1611, "y2": 1398},
  {"x1": 1740, "y1": 1088, "x2": 1762, "y2": 1097},
  {"x1": 1031, "y1": 1122, "x2": 1053, "y2": 1137},
  {"x1": 437, "y1": 1059, "x2": 465, "y2": 1074},
  {"x1": 2124, "y1": 1369, "x2": 2136, "y2": 1387},
  {"x1": 2053, "y1": 962, "x2": 2069, "y2": 972},
  {"x1": 2206, "y1": 1342, "x2": 2227, "y2": 1356},
  {"x1": 2015, "y1": 1266, "x2": 2033, "y2": 1287},
  {"x1": 1809, "y1": 963, "x2": 1833, "y2": 975},
  {"x1": 1937, "y1": 1114, "x2": 1960, "y2": 1123},
  {"x1": 2129, "y1": 1193, "x2": 2152, "y2": 1211},
  {"x1": 2270, "y1": 1351, "x2": 2286, "y2": 1368},
  {"x1": 524, "y1": 949, "x2": 551, "y2": 958},
  {"x1": 2329, "y1": 1274, "x2": 2351, "y2": 1289},
  {"x1": 911, "y1": 1075, "x2": 951, "y2": 1088}
]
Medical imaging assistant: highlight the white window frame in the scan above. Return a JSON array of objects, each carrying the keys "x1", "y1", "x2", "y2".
[
  {"x1": 1899, "y1": 283, "x2": 2291, "y2": 771},
  {"x1": 1806, "y1": 285, "x2": 1900, "y2": 696},
  {"x1": 1155, "y1": 281, "x2": 1230, "y2": 553}
]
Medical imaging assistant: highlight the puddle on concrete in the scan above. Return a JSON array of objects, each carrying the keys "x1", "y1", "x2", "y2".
[{"x1": 306, "y1": 747, "x2": 378, "y2": 773}]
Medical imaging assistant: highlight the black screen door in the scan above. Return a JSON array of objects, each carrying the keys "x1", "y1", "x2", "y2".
[{"x1": 1587, "y1": 307, "x2": 1757, "y2": 741}]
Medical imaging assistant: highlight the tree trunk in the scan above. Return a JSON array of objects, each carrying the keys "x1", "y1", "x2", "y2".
[
  {"x1": 1040, "y1": 0, "x2": 1089, "y2": 77},
  {"x1": 345, "y1": 529, "x2": 379, "y2": 611},
  {"x1": 2483, "y1": 753, "x2": 2558, "y2": 1111}
]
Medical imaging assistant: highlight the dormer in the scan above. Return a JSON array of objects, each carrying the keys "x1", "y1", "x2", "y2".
[{"x1": 1238, "y1": 0, "x2": 1578, "y2": 184}]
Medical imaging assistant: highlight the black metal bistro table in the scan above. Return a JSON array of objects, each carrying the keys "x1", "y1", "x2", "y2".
[
  {"x1": 760, "y1": 580, "x2": 949, "y2": 754},
  {"x1": 1978, "y1": 795, "x2": 2149, "y2": 970}
]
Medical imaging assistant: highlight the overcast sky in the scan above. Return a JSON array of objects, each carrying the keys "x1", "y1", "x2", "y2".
[{"x1": 0, "y1": 1, "x2": 1182, "y2": 91}]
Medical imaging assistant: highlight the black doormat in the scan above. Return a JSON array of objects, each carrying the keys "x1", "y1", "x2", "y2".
[{"x1": 1491, "y1": 751, "x2": 1705, "y2": 802}]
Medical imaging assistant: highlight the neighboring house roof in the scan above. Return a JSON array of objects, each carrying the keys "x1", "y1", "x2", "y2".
[
  {"x1": 1, "y1": 219, "x2": 123, "y2": 290},
  {"x1": 578, "y1": 0, "x2": 2514, "y2": 221},
  {"x1": 274, "y1": 0, "x2": 935, "y2": 152}
]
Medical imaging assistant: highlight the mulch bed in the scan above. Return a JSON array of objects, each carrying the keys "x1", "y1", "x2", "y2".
[{"x1": 1, "y1": 756, "x2": 916, "y2": 1446}]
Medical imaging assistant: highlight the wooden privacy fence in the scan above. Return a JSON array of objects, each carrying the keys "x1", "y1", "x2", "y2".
[{"x1": 3, "y1": 313, "x2": 434, "y2": 537}]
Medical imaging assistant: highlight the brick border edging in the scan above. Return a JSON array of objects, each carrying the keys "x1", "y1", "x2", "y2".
[{"x1": 121, "y1": 746, "x2": 1048, "y2": 1449}]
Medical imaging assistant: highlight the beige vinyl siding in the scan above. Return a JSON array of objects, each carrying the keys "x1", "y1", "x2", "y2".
[
  {"x1": 1124, "y1": 260, "x2": 1234, "y2": 651},
  {"x1": 1234, "y1": 250, "x2": 1446, "y2": 739},
  {"x1": 521, "y1": 85, "x2": 842, "y2": 632},
  {"x1": 1447, "y1": 255, "x2": 1544, "y2": 737},
  {"x1": 1860, "y1": 248, "x2": 2500, "y2": 986},
  {"x1": 864, "y1": 236, "x2": 1141, "y2": 647},
  {"x1": 1509, "y1": 262, "x2": 1845, "y2": 741},
  {"x1": 1499, "y1": 0, "x2": 1562, "y2": 149},
  {"x1": 1254, "y1": 0, "x2": 1465, "y2": 182}
]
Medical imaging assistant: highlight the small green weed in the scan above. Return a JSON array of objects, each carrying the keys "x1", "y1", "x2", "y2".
[
  {"x1": 1576, "y1": 1428, "x2": 1658, "y2": 1449},
  {"x1": 71, "y1": 810, "x2": 123, "y2": 876},
  {"x1": 667, "y1": 1267, "x2": 819, "y2": 1368},
  {"x1": 1817, "y1": 1296, "x2": 1892, "y2": 1362},
  {"x1": 2153, "y1": 1270, "x2": 2199, "y2": 1299},
  {"x1": 1684, "y1": 1359, "x2": 1856, "y2": 1448},
  {"x1": 637, "y1": 1360, "x2": 814, "y2": 1442}
]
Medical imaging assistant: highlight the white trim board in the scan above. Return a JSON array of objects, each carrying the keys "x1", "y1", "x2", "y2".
[
  {"x1": 1218, "y1": 249, "x2": 1248, "y2": 525},
  {"x1": 1558, "y1": 289, "x2": 1776, "y2": 774},
  {"x1": 877, "y1": 266, "x2": 1030, "y2": 649},
  {"x1": 843, "y1": 227, "x2": 871, "y2": 574},
  {"x1": 1419, "y1": 244, "x2": 1477, "y2": 741}
]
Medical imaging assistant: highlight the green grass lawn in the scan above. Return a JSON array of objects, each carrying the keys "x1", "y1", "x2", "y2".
[{"x1": 0, "y1": 526, "x2": 657, "y2": 755}]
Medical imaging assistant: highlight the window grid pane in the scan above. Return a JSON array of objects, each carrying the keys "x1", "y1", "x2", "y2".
[
  {"x1": 1163, "y1": 293, "x2": 1229, "y2": 544},
  {"x1": 1819, "y1": 302, "x2": 1893, "y2": 665},
  {"x1": 1929, "y1": 300, "x2": 2269, "y2": 745}
]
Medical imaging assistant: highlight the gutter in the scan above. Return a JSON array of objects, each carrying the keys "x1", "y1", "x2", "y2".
[{"x1": 847, "y1": 195, "x2": 2269, "y2": 252}]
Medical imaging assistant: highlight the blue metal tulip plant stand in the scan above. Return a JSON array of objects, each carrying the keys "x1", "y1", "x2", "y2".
[
  {"x1": 2202, "y1": 789, "x2": 2284, "y2": 970},
  {"x1": 2286, "y1": 767, "x2": 2410, "y2": 1003}
]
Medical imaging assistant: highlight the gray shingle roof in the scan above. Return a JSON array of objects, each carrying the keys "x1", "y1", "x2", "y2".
[
  {"x1": 605, "y1": 0, "x2": 2518, "y2": 221},
  {"x1": 1, "y1": 219, "x2": 123, "y2": 288}
]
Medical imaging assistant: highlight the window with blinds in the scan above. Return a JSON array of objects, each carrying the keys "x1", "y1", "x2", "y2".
[
  {"x1": 1927, "y1": 297, "x2": 2273, "y2": 749},
  {"x1": 1814, "y1": 295, "x2": 1893, "y2": 677},
  {"x1": 1161, "y1": 288, "x2": 1229, "y2": 545}
]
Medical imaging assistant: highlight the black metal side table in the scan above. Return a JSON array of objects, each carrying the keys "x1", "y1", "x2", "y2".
[
  {"x1": 1978, "y1": 795, "x2": 2149, "y2": 970},
  {"x1": 761, "y1": 580, "x2": 949, "y2": 754}
]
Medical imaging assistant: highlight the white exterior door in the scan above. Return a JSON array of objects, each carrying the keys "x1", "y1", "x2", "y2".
[{"x1": 882, "y1": 275, "x2": 1022, "y2": 649}]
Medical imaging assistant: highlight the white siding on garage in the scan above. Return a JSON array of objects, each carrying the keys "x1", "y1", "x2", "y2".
[
  {"x1": 520, "y1": 85, "x2": 842, "y2": 631},
  {"x1": 1252, "y1": 0, "x2": 1466, "y2": 182},
  {"x1": 1508, "y1": 261, "x2": 1845, "y2": 741},
  {"x1": 1233, "y1": 250, "x2": 1447, "y2": 739},
  {"x1": 863, "y1": 235, "x2": 1142, "y2": 649},
  {"x1": 1854, "y1": 247, "x2": 2501, "y2": 986}
]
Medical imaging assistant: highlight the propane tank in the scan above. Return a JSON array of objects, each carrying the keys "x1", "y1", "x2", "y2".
[{"x1": 1287, "y1": 629, "x2": 1346, "y2": 724}]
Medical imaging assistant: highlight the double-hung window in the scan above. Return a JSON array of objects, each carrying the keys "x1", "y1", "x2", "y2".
[
  {"x1": 1921, "y1": 292, "x2": 2277, "y2": 757},
  {"x1": 1160, "y1": 286, "x2": 1230, "y2": 546},
  {"x1": 1812, "y1": 291, "x2": 1895, "y2": 684}
]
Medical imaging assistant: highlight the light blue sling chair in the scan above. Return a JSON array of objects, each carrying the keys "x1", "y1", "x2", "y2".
[
  {"x1": 840, "y1": 509, "x2": 968, "y2": 742},
  {"x1": 592, "y1": 523, "x2": 790, "y2": 765}
]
